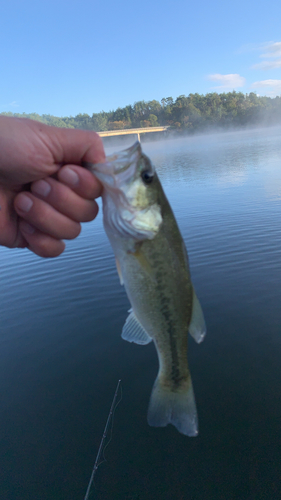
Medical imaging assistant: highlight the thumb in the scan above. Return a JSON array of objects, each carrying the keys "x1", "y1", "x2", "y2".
[{"x1": 44, "y1": 125, "x2": 106, "y2": 166}]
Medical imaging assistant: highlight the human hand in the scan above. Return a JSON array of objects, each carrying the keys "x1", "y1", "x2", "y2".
[{"x1": 0, "y1": 116, "x2": 105, "y2": 257}]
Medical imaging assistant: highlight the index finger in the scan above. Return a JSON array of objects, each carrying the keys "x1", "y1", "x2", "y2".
[{"x1": 57, "y1": 164, "x2": 103, "y2": 199}]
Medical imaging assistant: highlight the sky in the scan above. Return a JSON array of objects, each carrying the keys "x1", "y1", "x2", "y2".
[{"x1": 1, "y1": 0, "x2": 281, "y2": 117}]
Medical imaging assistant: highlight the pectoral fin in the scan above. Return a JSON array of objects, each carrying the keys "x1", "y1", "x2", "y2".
[
  {"x1": 122, "y1": 309, "x2": 152, "y2": 345},
  {"x1": 188, "y1": 287, "x2": 206, "y2": 344},
  {"x1": 127, "y1": 243, "x2": 155, "y2": 280},
  {"x1": 115, "y1": 257, "x2": 124, "y2": 285}
]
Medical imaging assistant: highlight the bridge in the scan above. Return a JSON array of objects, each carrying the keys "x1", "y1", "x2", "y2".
[{"x1": 98, "y1": 126, "x2": 169, "y2": 142}]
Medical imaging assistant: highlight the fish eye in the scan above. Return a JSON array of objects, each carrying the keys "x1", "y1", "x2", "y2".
[{"x1": 141, "y1": 170, "x2": 154, "y2": 184}]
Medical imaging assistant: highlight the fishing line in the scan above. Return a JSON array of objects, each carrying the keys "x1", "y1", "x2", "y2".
[
  {"x1": 89, "y1": 386, "x2": 123, "y2": 497},
  {"x1": 83, "y1": 379, "x2": 122, "y2": 500},
  {"x1": 98, "y1": 383, "x2": 123, "y2": 468}
]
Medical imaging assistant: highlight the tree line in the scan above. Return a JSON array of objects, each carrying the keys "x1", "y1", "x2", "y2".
[{"x1": 2, "y1": 91, "x2": 281, "y2": 133}]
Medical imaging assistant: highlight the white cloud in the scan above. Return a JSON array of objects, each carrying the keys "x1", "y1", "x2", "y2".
[
  {"x1": 0, "y1": 100, "x2": 19, "y2": 109},
  {"x1": 252, "y1": 79, "x2": 281, "y2": 87},
  {"x1": 251, "y1": 79, "x2": 281, "y2": 97},
  {"x1": 261, "y1": 42, "x2": 281, "y2": 58},
  {"x1": 207, "y1": 73, "x2": 246, "y2": 90},
  {"x1": 237, "y1": 42, "x2": 269, "y2": 54},
  {"x1": 252, "y1": 42, "x2": 281, "y2": 70},
  {"x1": 252, "y1": 60, "x2": 281, "y2": 70}
]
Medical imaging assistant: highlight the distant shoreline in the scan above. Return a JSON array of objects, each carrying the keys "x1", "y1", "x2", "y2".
[{"x1": 1, "y1": 91, "x2": 281, "y2": 137}]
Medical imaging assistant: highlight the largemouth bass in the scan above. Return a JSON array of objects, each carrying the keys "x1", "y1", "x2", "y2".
[{"x1": 84, "y1": 142, "x2": 206, "y2": 436}]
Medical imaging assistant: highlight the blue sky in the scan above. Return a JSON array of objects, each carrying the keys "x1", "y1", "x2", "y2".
[{"x1": 1, "y1": 0, "x2": 281, "y2": 116}]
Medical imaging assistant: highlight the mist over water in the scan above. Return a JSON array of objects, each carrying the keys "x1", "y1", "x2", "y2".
[{"x1": 0, "y1": 127, "x2": 281, "y2": 499}]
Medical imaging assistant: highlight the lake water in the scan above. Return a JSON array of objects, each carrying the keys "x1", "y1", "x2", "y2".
[{"x1": 0, "y1": 127, "x2": 281, "y2": 500}]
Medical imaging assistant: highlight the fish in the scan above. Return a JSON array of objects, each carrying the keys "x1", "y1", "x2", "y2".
[{"x1": 84, "y1": 142, "x2": 206, "y2": 436}]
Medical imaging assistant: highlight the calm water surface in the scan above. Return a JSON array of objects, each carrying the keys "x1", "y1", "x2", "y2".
[{"x1": 1, "y1": 128, "x2": 281, "y2": 499}]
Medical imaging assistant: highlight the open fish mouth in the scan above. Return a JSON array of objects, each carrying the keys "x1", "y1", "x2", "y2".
[
  {"x1": 83, "y1": 142, "x2": 148, "y2": 232},
  {"x1": 103, "y1": 141, "x2": 141, "y2": 175},
  {"x1": 84, "y1": 141, "x2": 142, "y2": 189}
]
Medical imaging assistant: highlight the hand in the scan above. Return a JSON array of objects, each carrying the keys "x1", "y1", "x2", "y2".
[{"x1": 0, "y1": 116, "x2": 105, "y2": 257}]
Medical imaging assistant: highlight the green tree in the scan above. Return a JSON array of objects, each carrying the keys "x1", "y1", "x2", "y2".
[
  {"x1": 92, "y1": 113, "x2": 108, "y2": 131},
  {"x1": 147, "y1": 100, "x2": 161, "y2": 115},
  {"x1": 108, "y1": 120, "x2": 124, "y2": 130},
  {"x1": 148, "y1": 114, "x2": 159, "y2": 126},
  {"x1": 3, "y1": 90, "x2": 281, "y2": 134}
]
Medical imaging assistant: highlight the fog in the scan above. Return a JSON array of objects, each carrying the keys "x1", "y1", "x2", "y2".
[{"x1": 102, "y1": 123, "x2": 281, "y2": 156}]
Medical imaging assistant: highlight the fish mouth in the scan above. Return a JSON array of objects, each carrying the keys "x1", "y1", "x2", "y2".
[
  {"x1": 83, "y1": 141, "x2": 142, "y2": 187},
  {"x1": 104, "y1": 141, "x2": 142, "y2": 175}
]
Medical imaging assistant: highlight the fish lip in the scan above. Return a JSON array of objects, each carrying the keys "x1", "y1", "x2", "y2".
[
  {"x1": 83, "y1": 141, "x2": 142, "y2": 190},
  {"x1": 83, "y1": 141, "x2": 142, "y2": 176},
  {"x1": 109, "y1": 141, "x2": 142, "y2": 174}
]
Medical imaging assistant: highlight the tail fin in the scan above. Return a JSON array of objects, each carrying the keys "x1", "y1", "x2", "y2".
[{"x1": 147, "y1": 376, "x2": 198, "y2": 437}]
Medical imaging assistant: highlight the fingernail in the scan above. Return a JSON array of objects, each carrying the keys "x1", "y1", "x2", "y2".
[
  {"x1": 16, "y1": 194, "x2": 33, "y2": 212},
  {"x1": 32, "y1": 180, "x2": 51, "y2": 197},
  {"x1": 20, "y1": 221, "x2": 35, "y2": 234},
  {"x1": 60, "y1": 167, "x2": 79, "y2": 186}
]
